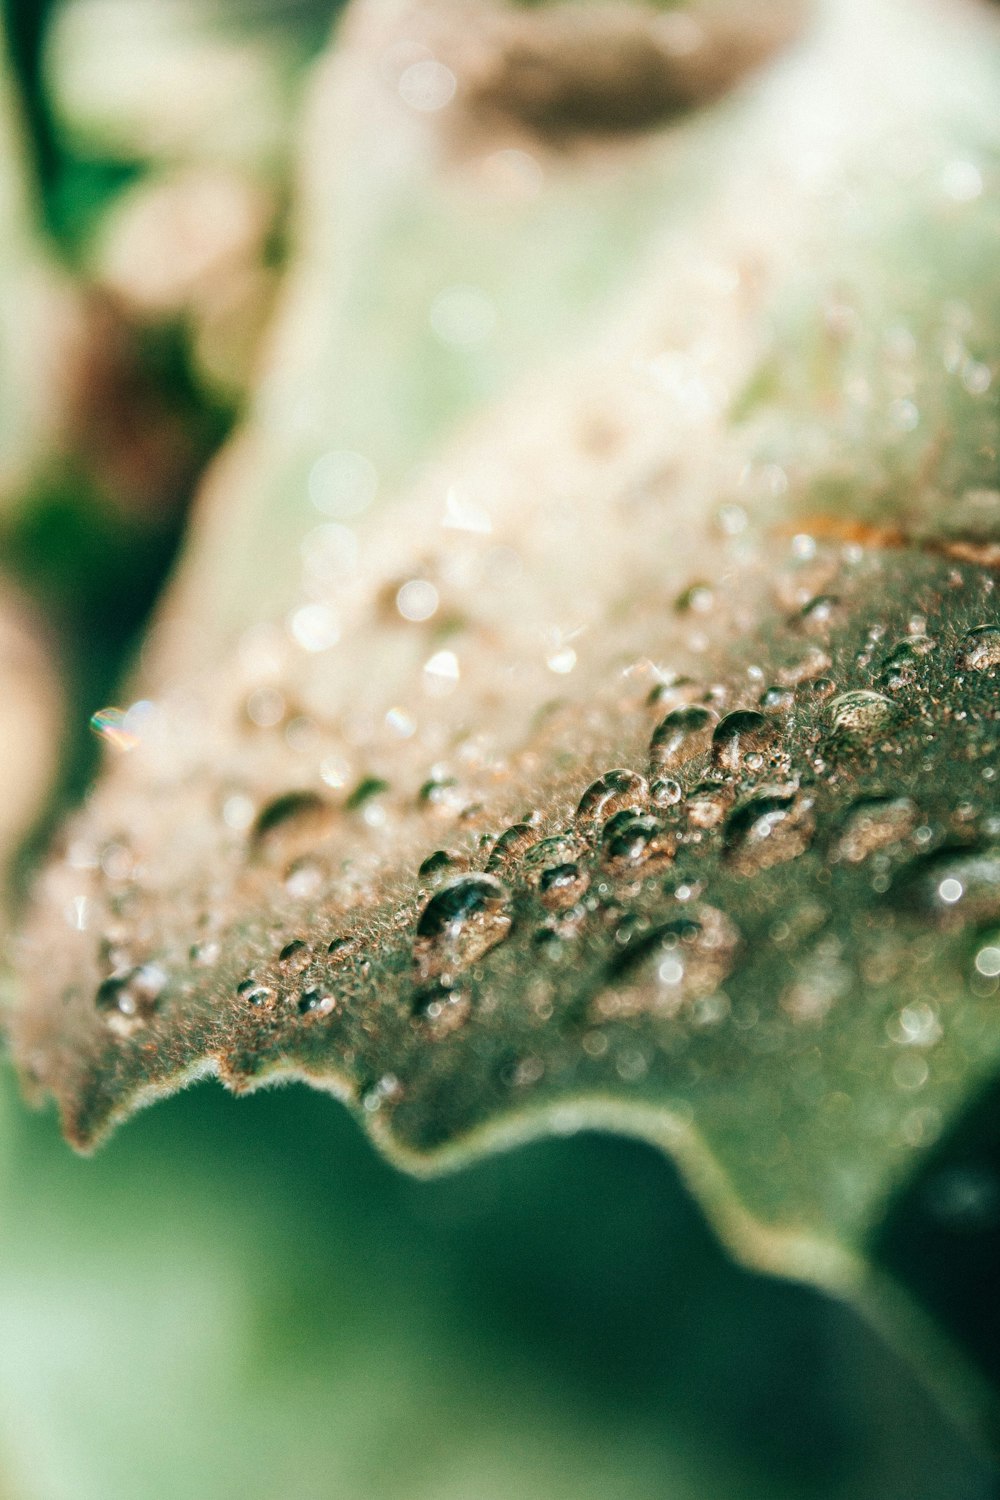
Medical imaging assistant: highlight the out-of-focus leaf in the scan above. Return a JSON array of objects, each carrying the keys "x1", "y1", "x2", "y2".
[
  {"x1": 0, "y1": 1068, "x2": 992, "y2": 1500},
  {"x1": 153, "y1": 0, "x2": 802, "y2": 675},
  {"x1": 11, "y1": 0, "x2": 1000, "y2": 1446},
  {"x1": 0, "y1": 589, "x2": 61, "y2": 914},
  {"x1": 44, "y1": 0, "x2": 312, "y2": 175}
]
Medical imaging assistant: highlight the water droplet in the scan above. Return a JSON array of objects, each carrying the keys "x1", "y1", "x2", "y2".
[
  {"x1": 759, "y1": 685, "x2": 795, "y2": 711},
  {"x1": 346, "y1": 776, "x2": 390, "y2": 811},
  {"x1": 485, "y1": 822, "x2": 538, "y2": 872},
  {"x1": 799, "y1": 595, "x2": 843, "y2": 636},
  {"x1": 95, "y1": 963, "x2": 166, "y2": 1034},
  {"x1": 833, "y1": 796, "x2": 917, "y2": 862},
  {"x1": 878, "y1": 636, "x2": 937, "y2": 691},
  {"x1": 413, "y1": 873, "x2": 513, "y2": 979},
  {"x1": 278, "y1": 938, "x2": 311, "y2": 972},
  {"x1": 649, "y1": 705, "x2": 717, "y2": 772},
  {"x1": 284, "y1": 857, "x2": 324, "y2": 899},
  {"x1": 650, "y1": 777, "x2": 683, "y2": 807},
  {"x1": 797, "y1": 675, "x2": 837, "y2": 703},
  {"x1": 601, "y1": 812, "x2": 674, "y2": 873},
  {"x1": 418, "y1": 849, "x2": 466, "y2": 884},
  {"x1": 891, "y1": 845, "x2": 1000, "y2": 925},
  {"x1": 828, "y1": 690, "x2": 897, "y2": 744},
  {"x1": 724, "y1": 786, "x2": 814, "y2": 873},
  {"x1": 685, "y1": 781, "x2": 733, "y2": 829},
  {"x1": 190, "y1": 940, "x2": 221, "y2": 967},
  {"x1": 327, "y1": 935, "x2": 360, "y2": 960},
  {"x1": 538, "y1": 861, "x2": 590, "y2": 909},
  {"x1": 521, "y1": 834, "x2": 584, "y2": 886},
  {"x1": 957, "y1": 625, "x2": 1000, "y2": 672},
  {"x1": 411, "y1": 980, "x2": 471, "y2": 1037},
  {"x1": 237, "y1": 978, "x2": 275, "y2": 1008},
  {"x1": 252, "y1": 792, "x2": 330, "y2": 847},
  {"x1": 599, "y1": 905, "x2": 739, "y2": 1019},
  {"x1": 710, "y1": 710, "x2": 779, "y2": 774},
  {"x1": 297, "y1": 988, "x2": 338, "y2": 1020},
  {"x1": 575, "y1": 769, "x2": 647, "y2": 825},
  {"x1": 974, "y1": 943, "x2": 1000, "y2": 978}
]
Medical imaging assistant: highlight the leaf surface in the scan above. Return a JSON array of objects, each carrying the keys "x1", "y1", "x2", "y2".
[{"x1": 11, "y1": 0, "x2": 1000, "y2": 1442}]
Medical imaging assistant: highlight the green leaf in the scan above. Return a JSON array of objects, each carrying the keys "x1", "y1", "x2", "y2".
[{"x1": 10, "y1": 0, "x2": 1000, "y2": 1448}]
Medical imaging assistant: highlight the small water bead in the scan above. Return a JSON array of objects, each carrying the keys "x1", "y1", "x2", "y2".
[
  {"x1": 799, "y1": 595, "x2": 844, "y2": 636},
  {"x1": 601, "y1": 812, "x2": 674, "y2": 873},
  {"x1": 190, "y1": 940, "x2": 221, "y2": 967},
  {"x1": 297, "y1": 988, "x2": 338, "y2": 1020},
  {"x1": 827, "y1": 690, "x2": 897, "y2": 744},
  {"x1": 278, "y1": 938, "x2": 312, "y2": 972},
  {"x1": 675, "y1": 583, "x2": 714, "y2": 614},
  {"x1": 411, "y1": 980, "x2": 471, "y2": 1037},
  {"x1": 484, "y1": 822, "x2": 538, "y2": 873},
  {"x1": 237, "y1": 979, "x2": 275, "y2": 1008},
  {"x1": 575, "y1": 769, "x2": 647, "y2": 825},
  {"x1": 833, "y1": 796, "x2": 917, "y2": 862},
  {"x1": 418, "y1": 849, "x2": 466, "y2": 884},
  {"x1": 759, "y1": 685, "x2": 795, "y2": 711},
  {"x1": 646, "y1": 676, "x2": 703, "y2": 710},
  {"x1": 684, "y1": 781, "x2": 733, "y2": 830},
  {"x1": 710, "y1": 710, "x2": 780, "y2": 774},
  {"x1": 957, "y1": 625, "x2": 1000, "y2": 672},
  {"x1": 520, "y1": 834, "x2": 583, "y2": 886},
  {"x1": 796, "y1": 675, "x2": 837, "y2": 704},
  {"x1": 975, "y1": 942, "x2": 1000, "y2": 979},
  {"x1": 252, "y1": 790, "x2": 331, "y2": 847},
  {"x1": 649, "y1": 706, "x2": 717, "y2": 771},
  {"x1": 538, "y1": 862, "x2": 590, "y2": 910},
  {"x1": 878, "y1": 636, "x2": 937, "y2": 691},
  {"x1": 320, "y1": 937, "x2": 356, "y2": 966},
  {"x1": 599, "y1": 905, "x2": 740, "y2": 1019},
  {"x1": 724, "y1": 786, "x2": 815, "y2": 873},
  {"x1": 284, "y1": 857, "x2": 324, "y2": 899},
  {"x1": 890, "y1": 845, "x2": 1000, "y2": 925},
  {"x1": 95, "y1": 962, "x2": 166, "y2": 1034},
  {"x1": 649, "y1": 777, "x2": 683, "y2": 807},
  {"x1": 413, "y1": 873, "x2": 513, "y2": 980}
]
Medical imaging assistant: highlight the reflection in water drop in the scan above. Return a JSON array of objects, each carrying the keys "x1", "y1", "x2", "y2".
[
  {"x1": 413, "y1": 873, "x2": 513, "y2": 979},
  {"x1": 834, "y1": 796, "x2": 917, "y2": 863},
  {"x1": 575, "y1": 769, "x2": 648, "y2": 825},
  {"x1": 828, "y1": 690, "x2": 897, "y2": 744},
  {"x1": 724, "y1": 786, "x2": 815, "y2": 873},
  {"x1": 538, "y1": 861, "x2": 590, "y2": 910},
  {"x1": 95, "y1": 963, "x2": 166, "y2": 1035},
  {"x1": 649, "y1": 706, "x2": 716, "y2": 771},
  {"x1": 598, "y1": 905, "x2": 739, "y2": 1020},
  {"x1": 957, "y1": 625, "x2": 1000, "y2": 673},
  {"x1": 601, "y1": 812, "x2": 674, "y2": 873},
  {"x1": 710, "y1": 710, "x2": 779, "y2": 774},
  {"x1": 890, "y1": 846, "x2": 1000, "y2": 926}
]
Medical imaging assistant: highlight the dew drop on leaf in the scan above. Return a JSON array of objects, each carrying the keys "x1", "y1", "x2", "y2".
[
  {"x1": 957, "y1": 624, "x2": 1000, "y2": 672},
  {"x1": 648, "y1": 705, "x2": 716, "y2": 771},
  {"x1": 833, "y1": 796, "x2": 918, "y2": 863},
  {"x1": 575, "y1": 768, "x2": 648, "y2": 825},
  {"x1": 723, "y1": 786, "x2": 815, "y2": 873},
  {"x1": 277, "y1": 938, "x2": 312, "y2": 972},
  {"x1": 710, "y1": 709, "x2": 780, "y2": 774},
  {"x1": 538, "y1": 861, "x2": 590, "y2": 909},
  {"x1": 413, "y1": 873, "x2": 513, "y2": 979},
  {"x1": 95, "y1": 963, "x2": 166, "y2": 1034},
  {"x1": 600, "y1": 812, "x2": 675, "y2": 873},
  {"x1": 828, "y1": 689, "x2": 897, "y2": 744}
]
